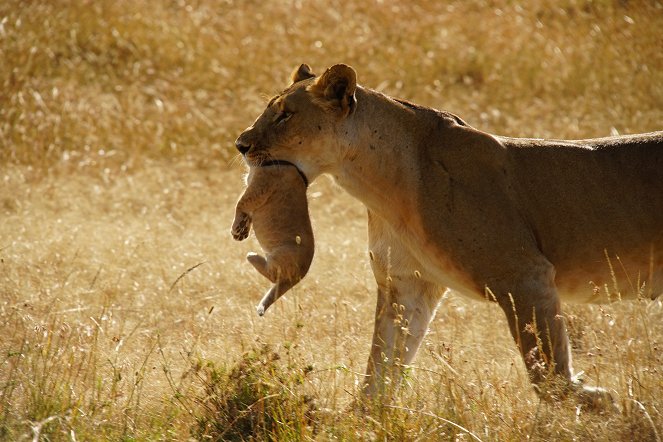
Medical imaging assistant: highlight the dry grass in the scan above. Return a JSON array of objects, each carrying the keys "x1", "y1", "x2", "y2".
[{"x1": 1, "y1": 0, "x2": 662, "y2": 440}]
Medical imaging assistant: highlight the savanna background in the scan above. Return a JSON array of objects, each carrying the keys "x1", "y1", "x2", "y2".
[{"x1": 1, "y1": 0, "x2": 662, "y2": 440}]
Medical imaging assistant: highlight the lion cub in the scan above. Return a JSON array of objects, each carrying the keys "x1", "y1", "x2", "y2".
[{"x1": 231, "y1": 163, "x2": 313, "y2": 316}]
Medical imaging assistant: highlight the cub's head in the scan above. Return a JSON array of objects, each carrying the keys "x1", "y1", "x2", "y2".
[{"x1": 235, "y1": 64, "x2": 357, "y2": 181}]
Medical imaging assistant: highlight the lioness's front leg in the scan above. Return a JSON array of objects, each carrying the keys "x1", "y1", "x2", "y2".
[
  {"x1": 363, "y1": 275, "x2": 441, "y2": 399},
  {"x1": 362, "y1": 212, "x2": 443, "y2": 399}
]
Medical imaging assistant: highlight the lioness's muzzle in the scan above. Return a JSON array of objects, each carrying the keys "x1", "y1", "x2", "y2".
[{"x1": 235, "y1": 138, "x2": 251, "y2": 154}]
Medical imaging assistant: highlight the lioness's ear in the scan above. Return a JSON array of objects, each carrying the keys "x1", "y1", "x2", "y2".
[
  {"x1": 291, "y1": 64, "x2": 315, "y2": 83},
  {"x1": 308, "y1": 63, "x2": 357, "y2": 116}
]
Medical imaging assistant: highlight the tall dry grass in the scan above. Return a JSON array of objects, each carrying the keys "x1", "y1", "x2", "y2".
[{"x1": 1, "y1": 0, "x2": 662, "y2": 440}]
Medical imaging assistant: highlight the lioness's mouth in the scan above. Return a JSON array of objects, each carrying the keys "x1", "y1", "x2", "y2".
[{"x1": 244, "y1": 152, "x2": 270, "y2": 167}]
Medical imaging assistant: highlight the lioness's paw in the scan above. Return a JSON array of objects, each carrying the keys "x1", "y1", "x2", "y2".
[
  {"x1": 231, "y1": 213, "x2": 251, "y2": 240},
  {"x1": 576, "y1": 385, "x2": 618, "y2": 413}
]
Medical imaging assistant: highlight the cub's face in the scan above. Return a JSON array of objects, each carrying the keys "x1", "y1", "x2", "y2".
[{"x1": 235, "y1": 64, "x2": 357, "y2": 181}]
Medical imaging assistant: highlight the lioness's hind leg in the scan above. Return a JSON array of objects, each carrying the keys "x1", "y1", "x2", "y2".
[
  {"x1": 496, "y1": 268, "x2": 613, "y2": 409},
  {"x1": 498, "y1": 283, "x2": 572, "y2": 385},
  {"x1": 648, "y1": 265, "x2": 663, "y2": 300}
]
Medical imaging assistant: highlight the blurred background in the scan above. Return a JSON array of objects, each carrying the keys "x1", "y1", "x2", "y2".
[{"x1": 2, "y1": 0, "x2": 661, "y2": 170}]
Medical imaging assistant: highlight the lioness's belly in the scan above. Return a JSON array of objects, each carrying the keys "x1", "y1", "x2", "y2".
[{"x1": 551, "y1": 248, "x2": 662, "y2": 303}]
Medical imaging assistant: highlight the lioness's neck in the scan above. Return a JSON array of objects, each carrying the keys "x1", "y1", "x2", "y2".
[{"x1": 331, "y1": 87, "x2": 432, "y2": 220}]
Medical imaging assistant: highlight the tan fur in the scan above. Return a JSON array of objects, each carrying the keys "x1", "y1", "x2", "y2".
[
  {"x1": 231, "y1": 165, "x2": 314, "y2": 316},
  {"x1": 235, "y1": 63, "x2": 663, "y2": 407}
]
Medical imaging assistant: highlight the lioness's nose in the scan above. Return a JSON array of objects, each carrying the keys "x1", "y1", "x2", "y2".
[{"x1": 235, "y1": 138, "x2": 252, "y2": 154}]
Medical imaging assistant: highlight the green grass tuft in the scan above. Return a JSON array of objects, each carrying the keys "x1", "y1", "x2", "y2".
[{"x1": 193, "y1": 344, "x2": 317, "y2": 441}]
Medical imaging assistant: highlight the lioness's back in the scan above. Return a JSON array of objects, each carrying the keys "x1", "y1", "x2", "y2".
[{"x1": 502, "y1": 131, "x2": 663, "y2": 300}]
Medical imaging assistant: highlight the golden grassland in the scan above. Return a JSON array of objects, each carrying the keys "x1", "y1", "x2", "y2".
[{"x1": 1, "y1": 0, "x2": 662, "y2": 440}]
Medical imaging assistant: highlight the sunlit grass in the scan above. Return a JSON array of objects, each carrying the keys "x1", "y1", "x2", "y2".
[{"x1": 1, "y1": 0, "x2": 662, "y2": 440}]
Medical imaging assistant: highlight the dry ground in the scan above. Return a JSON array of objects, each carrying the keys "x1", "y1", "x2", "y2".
[{"x1": 1, "y1": 0, "x2": 662, "y2": 440}]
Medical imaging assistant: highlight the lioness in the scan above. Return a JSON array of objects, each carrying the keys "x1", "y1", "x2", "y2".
[
  {"x1": 235, "y1": 63, "x2": 663, "y2": 406},
  {"x1": 231, "y1": 162, "x2": 314, "y2": 316}
]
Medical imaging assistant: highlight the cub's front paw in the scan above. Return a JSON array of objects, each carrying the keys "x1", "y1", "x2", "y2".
[{"x1": 231, "y1": 213, "x2": 251, "y2": 241}]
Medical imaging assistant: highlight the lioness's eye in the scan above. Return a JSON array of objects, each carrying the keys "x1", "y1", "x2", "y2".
[{"x1": 274, "y1": 111, "x2": 293, "y2": 125}]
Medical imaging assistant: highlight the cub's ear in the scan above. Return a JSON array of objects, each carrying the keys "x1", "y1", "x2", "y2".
[
  {"x1": 291, "y1": 64, "x2": 315, "y2": 83},
  {"x1": 308, "y1": 63, "x2": 357, "y2": 116}
]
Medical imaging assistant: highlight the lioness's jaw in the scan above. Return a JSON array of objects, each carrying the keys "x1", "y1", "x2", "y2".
[
  {"x1": 308, "y1": 63, "x2": 357, "y2": 116},
  {"x1": 291, "y1": 63, "x2": 316, "y2": 83}
]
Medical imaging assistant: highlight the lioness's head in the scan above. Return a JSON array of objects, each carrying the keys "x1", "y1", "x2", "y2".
[{"x1": 235, "y1": 64, "x2": 357, "y2": 181}]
